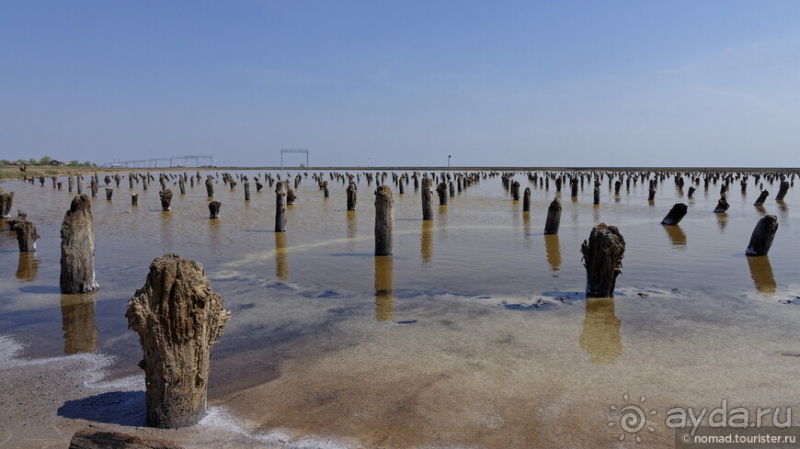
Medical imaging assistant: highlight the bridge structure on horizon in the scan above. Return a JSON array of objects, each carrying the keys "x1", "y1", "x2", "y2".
[{"x1": 102, "y1": 155, "x2": 214, "y2": 168}]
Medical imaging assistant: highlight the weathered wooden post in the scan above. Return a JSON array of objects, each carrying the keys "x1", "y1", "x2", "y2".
[
  {"x1": 374, "y1": 185, "x2": 393, "y2": 256},
  {"x1": 323, "y1": 181, "x2": 329, "y2": 198},
  {"x1": 105, "y1": 188, "x2": 113, "y2": 201},
  {"x1": 244, "y1": 182, "x2": 251, "y2": 201},
  {"x1": 286, "y1": 185, "x2": 296, "y2": 205},
  {"x1": 76, "y1": 175, "x2": 84, "y2": 194},
  {"x1": 555, "y1": 177, "x2": 562, "y2": 192},
  {"x1": 746, "y1": 215, "x2": 778, "y2": 256},
  {"x1": 661, "y1": 203, "x2": 688, "y2": 225},
  {"x1": 126, "y1": 254, "x2": 231, "y2": 428},
  {"x1": 593, "y1": 181, "x2": 600, "y2": 205},
  {"x1": 205, "y1": 177, "x2": 214, "y2": 197},
  {"x1": 776, "y1": 181, "x2": 790, "y2": 201},
  {"x1": 754, "y1": 189, "x2": 769, "y2": 206},
  {"x1": 131, "y1": 194, "x2": 139, "y2": 206},
  {"x1": 422, "y1": 177, "x2": 434, "y2": 220},
  {"x1": 713, "y1": 197, "x2": 729, "y2": 213},
  {"x1": 208, "y1": 201, "x2": 221, "y2": 219},
  {"x1": 159, "y1": 190, "x2": 173, "y2": 211},
  {"x1": 69, "y1": 176, "x2": 75, "y2": 192},
  {"x1": 13, "y1": 219, "x2": 40, "y2": 252},
  {"x1": 90, "y1": 178, "x2": 99, "y2": 197},
  {"x1": 436, "y1": 182, "x2": 448, "y2": 205},
  {"x1": 178, "y1": 177, "x2": 186, "y2": 195},
  {"x1": 614, "y1": 181, "x2": 621, "y2": 195},
  {"x1": 60, "y1": 195, "x2": 99, "y2": 294},
  {"x1": 398, "y1": 180, "x2": 405, "y2": 195},
  {"x1": 449, "y1": 181, "x2": 455, "y2": 197},
  {"x1": 347, "y1": 182, "x2": 357, "y2": 211},
  {"x1": 523, "y1": 187, "x2": 531, "y2": 212},
  {"x1": 648, "y1": 187, "x2": 656, "y2": 201},
  {"x1": 275, "y1": 181, "x2": 287, "y2": 232},
  {"x1": 544, "y1": 197, "x2": 561, "y2": 235},
  {"x1": 687, "y1": 186, "x2": 696, "y2": 198},
  {"x1": 581, "y1": 223, "x2": 625, "y2": 297},
  {"x1": 0, "y1": 190, "x2": 13, "y2": 218},
  {"x1": 510, "y1": 181, "x2": 520, "y2": 201},
  {"x1": 570, "y1": 178, "x2": 579, "y2": 198},
  {"x1": 114, "y1": 173, "x2": 121, "y2": 187}
]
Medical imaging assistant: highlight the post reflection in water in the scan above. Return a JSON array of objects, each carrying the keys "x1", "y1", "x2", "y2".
[
  {"x1": 747, "y1": 256, "x2": 776, "y2": 296},
  {"x1": 374, "y1": 255, "x2": 394, "y2": 321},
  {"x1": 664, "y1": 225, "x2": 687, "y2": 247},
  {"x1": 579, "y1": 297, "x2": 622, "y2": 364},
  {"x1": 16, "y1": 252, "x2": 40, "y2": 281},
  {"x1": 421, "y1": 220, "x2": 433, "y2": 266},
  {"x1": 437, "y1": 205, "x2": 448, "y2": 240},
  {"x1": 346, "y1": 211, "x2": 357, "y2": 241},
  {"x1": 60, "y1": 292, "x2": 99, "y2": 355},
  {"x1": 275, "y1": 231, "x2": 289, "y2": 281},
  {"x1": 522, "y1": 211, "x2": 531, "y2": 247},
  {"x1": 208, "y1": 217, "x2": 221, "y2": 254},
  {"x1": 716, "y1": 213, "x2": 728, "y2": 232},
  {"x1": 160, "y1": 210, "x2": 174, "y2": 251},
  {"x1": 544, "y1": 234, "x2": 561, "y2": 273}
]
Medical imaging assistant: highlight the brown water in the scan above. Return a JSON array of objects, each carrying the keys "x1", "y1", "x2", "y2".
[{"x1": 1, "y1": 170, "x2": 799, "y2": 448}]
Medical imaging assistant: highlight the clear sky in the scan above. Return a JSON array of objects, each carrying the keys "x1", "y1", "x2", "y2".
[{"x1": 2, "y1": 1, "x2": 799, "y2": 168}]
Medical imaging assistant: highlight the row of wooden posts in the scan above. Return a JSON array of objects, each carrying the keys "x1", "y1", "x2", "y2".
[{"x1": 0, "y1": 168, "x2": 789, "y2": 437}]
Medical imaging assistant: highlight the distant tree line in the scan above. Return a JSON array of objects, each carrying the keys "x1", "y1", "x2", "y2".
[{"x1": 0, "y1": 156, "x2": 96, "y2": 167}]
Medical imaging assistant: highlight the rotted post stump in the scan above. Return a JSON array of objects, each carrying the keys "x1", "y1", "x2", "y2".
[
  {"x1": 205, "y1": 177, "x2": 214, "y2": 197},
  {"x1": 746, "y1": 215, "x2": 778, "y2": 256},
  {"x1": 244, "y1": 182, "x2": 251, "y2": 201},
  {"x1": 131, "y1": 194, "x2": 139, "y2": 206},
  {"x1": 581, "y1": 223, "x2": 625, "y2": 298},
  {"x1": 347, "y1": 182, "x2": 358, "y2": 211},
  {"x1": 90, "y1": 178, "x2": 99, "y2": 197},
  {"x1": 593, "y1": 182, "x2": 600, "y2": 205},
  {"x1": 105, "y1": 188, "x2": 113, "y2": 201},
  {"x1": 0, "y1": 190, "x2": 14, "y2": 218},
  {"x1": 544, "y1": 197, "x2": 562, "y2": 235},
  {"x1": 776, "y1": 181, "x2": 790, "y2": 201},
  {"x1": 422, "y1": 178, "x2": 434, "y2": 220},
  {"x1": 510, "y1": 181, "x2": 520, "y2": 201},
  {"x1": 687, "y1": 186, "x2": 696, "y2": 198},
  {"x1": 436, "y1": 182, "x2": 448, "y2": 205},
  {"x1": 179, "y1": 177, "x2": 186, "y2": 195},
  {"x1": 523, "y1": 187, "x2": 531, "y2": 212},
  {"x1": 323, "y1": 181, "x2": 329, "y2": 198},
  {"x1": 60, "y1": 195, "x2": 99, "y2": 294},
  {"x1": 126, "y1": 254, "x2": 231, "y2": 428},
  {"x1": 286, "y1": 186, "x2": 296, "y2": 205},
  {"x1": 570, "y1": 178, "x2": 579, "y2": 197},
  {"x1": 14, "y1": 219, "x2": 40, "y2": 252},
  {"x1": 713, "y1": 197, "x2": 729, "y2": 213},
  {"x1": 754, "y1": 190, "x2": 769, "y2": 206},
  {"x1": 374, "y1": 185, "x2": 394, "y2": 256},
  {"x1": 648, "y1": 188, "x2": 656, "y2": 201},
  {"x1": 256, "y1": 181, "x2": 264, "y2": 192},
  {"x1": 69, "y1": 176, "x2": 75, "y2": 192},
  {"x1": 449, "y1": 181, "x2": 455, "y2": 197},
  {"x1": 661, "y1": 203, "x2": 688, "y2": 225},
  {"x1": 159, "y1": 190, "x2": 173, "y2": 211},
  {"x1": 275, "y1": 182, "x2": 287, "y2": 232},
  {"x1": 208, "y1": 201, "x2": 221, "y2": 219}
]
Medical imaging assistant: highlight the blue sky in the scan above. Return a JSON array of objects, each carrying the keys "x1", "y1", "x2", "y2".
[{"x1": 2, "y1": 1, "x2": 799, "y2": 167}]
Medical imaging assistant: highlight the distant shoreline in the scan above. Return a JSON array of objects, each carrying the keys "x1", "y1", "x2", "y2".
[{"x1": 2, "y1": 164, "x2": 799, "y2": 182}]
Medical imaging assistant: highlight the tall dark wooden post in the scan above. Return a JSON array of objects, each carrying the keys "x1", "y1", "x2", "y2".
[
  {"x1": 661, "y1": 203, "x2": 688, "y2": 225},
  {"x1": 422, "y1": 177, "x2": 434, "y2": 220},
  {"x1": 544, "y1": 197, "x2": 562, "y2": 235},
  {"x1": 581, "y1": 223, "x2": 625, "y2": 297},
  {"x1": 374, "y1": 186, "x2": 393, "y2": 256},
  {"x1": 60, "y1": 195, "x2": 99, "y2": 294},
  {"x1": 746, "y1": 215, "x2": 778, "y2": 256}
]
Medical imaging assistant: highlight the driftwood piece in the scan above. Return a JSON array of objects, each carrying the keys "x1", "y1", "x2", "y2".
[
  {"x1": 208, "y1": 201, "x2": 221, "y2": 219},
  {"x1": 275, "y1": 181, "x2": 287, "y2": 232},
  {"x1": 126, "y1": 254, "x2": 231, "y2": 428},
  {"x1": 159, "y1": 190, "x2": 173, "y2": 211},
  {"x1": 713, "y1": 197, "x2": 729, "y2": 213},
  {"x1": 60, "y1": 195, "x2": 99, "y2": 294},
  {"x1": 374, "y1": 186, "x2": 394, "y2": 256},
  {"x1": 580, "y1": 223, "x2": 625, "y2": 298},
  {"x1": 543, "y1": 197, "x2": 561, "y2": 235},
  {"x1": 661, "y1": 203, "x2": 688, "y2": 225},
  {"x1": 746, "y1": 215, "x2": 778, "y2": 256},
  {"x1": 68, "y1": 427, "x2": 185, "y2": 449},
  {"x1": 13, "y1": 219, "x2": 40, "y2": 252}
]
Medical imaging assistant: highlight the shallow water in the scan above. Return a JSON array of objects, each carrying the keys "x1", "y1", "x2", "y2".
[{"x1": 1, "y1": 170, "x2": 799, "y2": 448}]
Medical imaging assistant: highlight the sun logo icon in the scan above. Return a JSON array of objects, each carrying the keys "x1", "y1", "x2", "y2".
[{"x1": 609, "y1": 394, "x2": 657, "y2": 442}]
